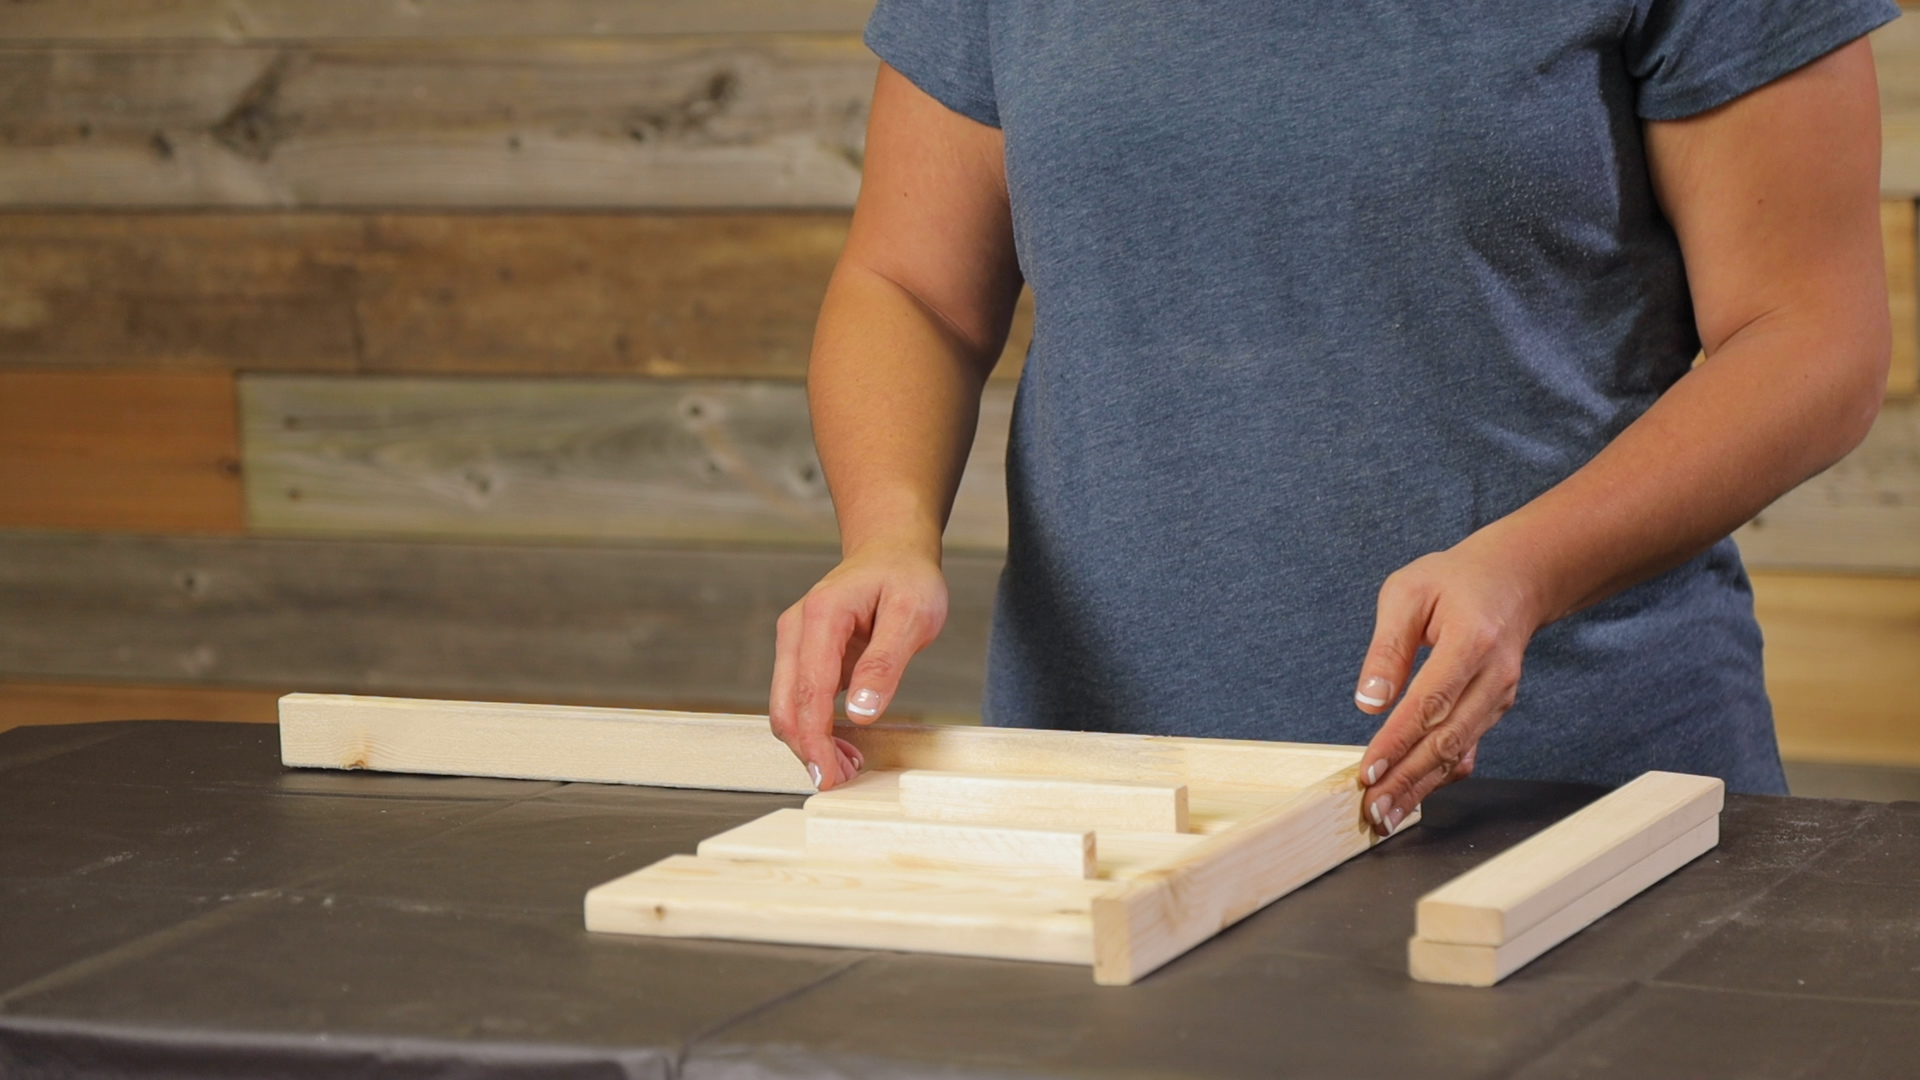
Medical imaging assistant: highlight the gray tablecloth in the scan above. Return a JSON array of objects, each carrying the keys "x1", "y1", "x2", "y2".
[{"x1": 0, "y1": 720, "x2": 1914, "y2": 1079}]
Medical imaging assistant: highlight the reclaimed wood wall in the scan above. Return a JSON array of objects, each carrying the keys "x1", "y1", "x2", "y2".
[{"x1": 0, "y1": 3, "x2": 1915, "y2": 769}]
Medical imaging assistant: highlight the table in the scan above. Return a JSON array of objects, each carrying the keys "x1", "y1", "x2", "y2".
[{"x1": 0, "y1": 720, "x2": 1914, "y2": 1079}]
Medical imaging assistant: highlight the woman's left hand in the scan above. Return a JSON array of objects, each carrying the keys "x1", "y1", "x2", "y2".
[{"x1": 1351, "y1": 534, "x2": 1552, "y2": 836}]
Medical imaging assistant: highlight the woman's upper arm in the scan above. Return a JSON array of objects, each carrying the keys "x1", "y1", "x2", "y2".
[
  {"x1": 840, "y1": 63, "x2": 1024, "y2": 363},
  {"x1": 1644, "y1": 39, "x2": 1889, "y2": 374}
]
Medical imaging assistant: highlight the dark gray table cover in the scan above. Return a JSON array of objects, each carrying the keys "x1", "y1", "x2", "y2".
[{"x1": 0, "y1": 720, "x2": 1914, "y2": 1080}]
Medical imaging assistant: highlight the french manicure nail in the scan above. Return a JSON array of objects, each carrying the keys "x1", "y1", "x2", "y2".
[
  {"x1": 1369, "y1": 795, "x2": 1390, "y2": 826},
  {"x1": 1364, "y1": 760, "x2": 1382, "y2": 786},
  {"x1": 846, "y1": 688, "x2": 881, "y2": 717},
  {"x1": 1387, "y1": 806, "x2": 1406, "y2": 834},
  {"x1": 1355, "y1": 675, "x2": 1393, "y2": 708},
  {"x1": 807, "y1": 762, "x2": 823, "y2": 788}
]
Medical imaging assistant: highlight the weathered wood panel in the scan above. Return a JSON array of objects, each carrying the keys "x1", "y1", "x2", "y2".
[
  {"x1": 0, "y1": 0, "x2": 876, "y2": 41},
  {"x1": 0, "y1": 531, "x2": 999, "y2": 713},
  {"x1": 239, "y1": 375, "x2": 1011, "y2": 550},
  {"x1": 1884, "y1": 198, "x2": 1919, "y2": 396},
  {"x1": 0, "y1": 371, "x2": 244, "y2": 533},
  {"x1": 1735, "y1": 397, "x2": 1919, "y2": 573},
  {"x1": 1756, "y1": 571, "x2": 1920, "y2": 768},
  {"x1": 0, "y1": 678, "x2": 281, "y2": 732},
  {"x1": 0, "y1": 38, "x2": 873, "y2": 207},
  {"x1": 0, "y1": 212, "x2": 1033, "y2": 378},
  {"x1": 1878, "y1": 13, "x2": 1920, "y2": 199}
]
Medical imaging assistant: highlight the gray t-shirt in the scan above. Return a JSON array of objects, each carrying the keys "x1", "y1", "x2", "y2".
[{"x1": 865, "y1": 0, "x2": 1897, "y2": 793}]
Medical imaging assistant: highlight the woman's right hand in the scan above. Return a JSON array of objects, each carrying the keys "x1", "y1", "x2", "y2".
[{"x1": 769, "y1": 541, "x2": 949, "y2": 790}]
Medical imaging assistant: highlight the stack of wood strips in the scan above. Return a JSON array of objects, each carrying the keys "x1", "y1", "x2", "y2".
[
  {"x1": 1408, "y1": 771, "x2": 1724, "y2": 986},
  {"x1": 0, "y1": 3, "x2": 1915, "y2": 774}
]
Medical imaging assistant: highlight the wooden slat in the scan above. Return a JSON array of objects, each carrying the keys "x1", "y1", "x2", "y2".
[
  {"x1": 0, "y1": 0, "x2": 876, "y2": 40},
  {"x1": 1757, "y1": 571, "x2": 1920, "y2": 768},
  {"x1": 897, "y1": 771, "x2": 1189, "y2": 834},
  {"x1": 1878, "y1": 14, "x2": 1920, "y2": 199},
  {"x1": 239, "y1": 375, "x2": 1013, "y2": 551},
  {"x1": 1883, "y1": 199, "x2": 1919, "y2": 396},
  {"x1": 0, "y1": 531, "x2": 1000, "y2": 713},
  {"x1": 0, "y1": 212, "x2": 1034, "y2": 379},
  {"x1": 1735, "y1": 397, "x2": 1920, "y2": 573},
  {"x1": 0, "y1": 371, "x2": 244, "y2": 533},
  {"x1": 803, "y1": 812, "x2": 1097, "y2": 879},
  {"x1": 0, "y1": 678, "x2": 282, "y2": 734},
  {"x1": 0, "y1": 39, "x2": 873, "y2": 208}
]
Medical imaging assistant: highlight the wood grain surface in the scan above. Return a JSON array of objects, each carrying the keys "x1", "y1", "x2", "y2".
[
  {"x1": 0, "y1": 371, "x2": 244, "y2": 533},
  {"x1": 0, "y1": 530, "x2": 999, "y2": 713},
  {"x1": 239, "y1": 375, "x2": 1012, "y2": 550},
  {"x1": 0, "y1": 678, "x2": 282, "y2": 733},
  {"x1": 0, "y1": 38, "x2": 874, "y2": 208},
  {"x1": 1756, "y1": 570, "x2": 1920, "y2": 767},
  {"x1": 1736, "y1": 397, "x2": 1919, "y2": 573},
  {"x1": 1878, "y1": 13, "x2": 1920, "y2": 200},
  {"x1": 1883, "y1": 199, "x2": 1919, "y2": 396},
  {"x1": 0, "y1": 212, "x2": 1033, "y2": 378},
  {"x1": 0, "y1": 0, "x2": 876, "y2": 40}
]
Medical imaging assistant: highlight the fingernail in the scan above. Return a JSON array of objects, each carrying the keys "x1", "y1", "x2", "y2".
[
  {"x1": 1364, "y1": 760, "x2": 1382, "y2": 786},
  {"x1": 807, "y1": 762, "x2": 823, "y2": 788},
  {"x1": 1354, "y1": 676, "x2": 1393, "y2": 708},
  {"x1": 1387, "y1": 806, "x2": 1406, "y2": 834},
  {"x1": 846, "y1": 688, "x2": 881, "y2": 717},
  {"x1": 1369, "y1": 795, "x2": 1390, "y2": 826},
  {"x1": 836, "y1": 748, "x2": 857, "y2": 783}
]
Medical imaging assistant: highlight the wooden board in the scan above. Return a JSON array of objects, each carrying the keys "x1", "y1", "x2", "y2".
[
  {"x1": 0, "y1": 0, "x2": 877, "y2": 40},
  {"x1": 897, "y1": 771, "x2": 1189, "y2": 833},
  {"x1": 239, "y1": 376, "x2": 1013, "y2": 551},
  {"x1": 803, "y1": 812, "x2": 1096, "y2": 879},
  {"x1": 1879, "y1": 14, "x2": 1920, "y2": 200},
  {"x1": 0, "y1": 678, "x2": 282, "y2": 734},
  {"x1": 1883, "y1": 199, "x2": 1919, "y2": 396},
  {"x1": 0, "y1": 212, "x2": 1034, "y2": 380},
  {"x1": 1735, "y1": 397, "x2": 1920, "y2": 573},
  {"x1": 0, "y1": 531, "x2": 999, "y2": 713},
  {"x1": 0, "y1": 39, "x2": 873, "y2": 209},
  {"x1": 0, "y1": 371, "x2": 244, "y2": 533},
  {"x1": 1408, "y1": 815, "x2": 1720, "y2": 987},
  {"x1": 1757, "y1": 571, "x2": 1920, "y2": 767},
  {"x1": 1413, "y1": 771, "x2": 1724, "y2": 947}
]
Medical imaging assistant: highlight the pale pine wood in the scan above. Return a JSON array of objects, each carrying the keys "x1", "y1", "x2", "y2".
[
  {"x1": 0, "y1": 678, "x2": 281, "y2": 734},
  {"x1": 1735, "y1": 397, "x2": 1920, "y2": 573},
  {"x1": 0, "y1": 40, "x2": 873, "y2": 208},
  {"x1": 1090, "y1": 767, "x2": 1390, "y2": 985},
  {"x1": 0, "y1": 0, "x2": 876, "y2": 40},
  {"x1": 804, "y1": 812, "x2": 1096, "y2": 879},
  {"x1": 0, "y1": 372, "x2": 244, "y2": 534},
  {"x1": 1758, "y1": 572, "x2": 1920, "y2": 767},
  {"x1": 239, "y1": 376, "x2": 1014, "y2": 552},
  {"x1": 805, "y1": 769, "x2": 1299, "y2": 837},
  {"x1": 279, "y1": 693, "x2": 816, "y2": 792},
  {"x1": 1884, "y1": 199, "x2": 1919, "y2": 396},
  {"x1": 1409, "y1": 816, "x2": 1719, "y2": 987},
  {"x1": 898, "y1": 771, "x2": 1190, "y2": 834},
  {"x1": 1414, "y1": 772, "x2": 1723, "y2": 947}
]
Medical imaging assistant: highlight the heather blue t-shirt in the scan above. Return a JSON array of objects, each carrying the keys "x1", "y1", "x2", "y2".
[{"x1": 866, "y1": 0, "x2": 1896, "y2": 793}]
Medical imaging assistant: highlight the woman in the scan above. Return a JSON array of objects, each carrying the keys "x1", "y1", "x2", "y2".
[{"x1": 768, "y1": 0, "x2": 1897, "y2": 834}]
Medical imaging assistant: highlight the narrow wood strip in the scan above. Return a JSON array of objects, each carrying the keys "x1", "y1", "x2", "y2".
[
  {"x1": 584, "y1": 854, "x2": 1102, "y2": 964},
  {"x1": 0, "y1": 372, "x2": 243, "y2": 533},
  {"x1": 1758, "y1": 572, "x2": 1920, "y2": 768},
  {"x1": 0, "y1": 0, "x2": 876, "y2": 40},
  {"x1": 1735, "y1": 398, "x2": 1920, "y2": 573},
  {"x1": 1883, "y1": 199, "x2": 1919, "y2": 396},
  {"x1": 0, "y1": 678, "x2": 282, "y2": 734},
  {"x1": 1090, "y1": 768, "x2": 1383, "y2": 985},
  {"x1": 898, "y1": 771, "x2": 1189, "y2": 834},
  {"x1": 1408, "y1": 815, "x2": 1720, "y2": 987},
  {"x1": 239, "y1": 375, "x2": 1013, "y2": 551},
  {"x1": 0, "y1": 532, "x2": 999, "y2": 712},
  {"x1": 804, "y1": 812, "x2": 1096, "y2": 879},
  {"x1": 1415, "y1": 772, "x2": 1723, "y2": 947}
]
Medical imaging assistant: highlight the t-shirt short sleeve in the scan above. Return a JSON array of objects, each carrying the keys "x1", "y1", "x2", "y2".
[
  {"x1": 1627, "y1": 0, "x2": 1899, "y2": 120},
  {"x1": 865, "y1": 0, "x2": 1000, "y2": 128}
]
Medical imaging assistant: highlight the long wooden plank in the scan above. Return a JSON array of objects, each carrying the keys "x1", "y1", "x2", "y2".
[
  {"x1": 585, "y1": 854, "x2": 1104, "y2": 964},
  {"x1": 1414, "y1": 772, "x2": 1723, "y2": 947},
  {"x1": 1758, "y1": 571, "x2": 1920, "y2": 767},
  {"x1": 898, "y1": 771, "x2": 1189, "y2": 834},
  {"x1": 239, "y1": 375, "x2": 1014, "y2": 551},
  {"x1": 0, "y1": 678, "x2": 282, "y2": 734},
  {"x1": 0, "y1": 532, "x2": 999, "y2": 712},
  {"x1": 1090, "y1": 767, "x2": 1383, "y2": 985},
  {"x1": 804, "y1": 812, "x2": 1096, "y2": 879},
  {"x1": 0, "y1": 0, "x2": 876, "y2": 40},
  {"x1": 0, "y1": 39, "x2": 873, "y2": 208},
  {"x1": 0, "y1": 372, "x2": 244, "y2": 533},
  {"x1": 0, "y1": 212, "x2": 1034, "y2": 380},
  {"x1": 1735, "y1": 397, "x2": 1920, "y2": 573},
  {"x1": 1883, "y1": 199, "x2": 1919, "y2": 396},
  {"x1": 278, "y1": 692, "x2": 816, "y2": 792},
  {"x1": 1408, "y1": 815, "x2": 1720, "y2": 987}
]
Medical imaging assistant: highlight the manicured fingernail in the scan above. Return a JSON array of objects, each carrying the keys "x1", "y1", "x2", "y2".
[
  {"x1": 1369, "y1": 795, "x2": 1391, "y2": 826},
  {"x1": 1387, "y1": 806, "x2": 1406, "y2": 834},
  {"x1": 807, "y1": 762, "x2": 823, "y2": 788},
  {"x1": 846, "y1": 688, "x2": 881, "y2": 717},
  {"x1": 1364, "y1": 760, "x2": 1382, "y2": 786},
  {"x1": 1355, "y1": 676, "x2": 1393, "y2": 708}
]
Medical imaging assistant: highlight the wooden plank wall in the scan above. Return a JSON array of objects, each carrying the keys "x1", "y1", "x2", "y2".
[{"x1": 0, "y1": 4, "x2": 1915, "y2": 770}]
